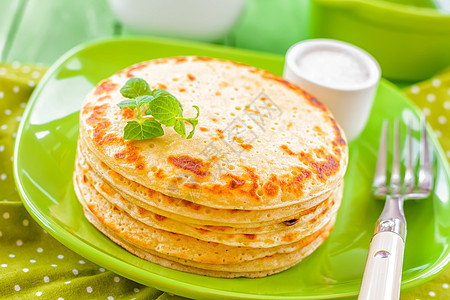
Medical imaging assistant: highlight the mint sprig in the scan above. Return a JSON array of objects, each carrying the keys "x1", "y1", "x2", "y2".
[{"x1": 117, "y1": 78, "x2": 200, "y2": 140}]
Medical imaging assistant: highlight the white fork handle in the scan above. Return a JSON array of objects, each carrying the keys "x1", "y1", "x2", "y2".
[{"x1": 358, "y1": 231, "x2": 405, "y2": 300}]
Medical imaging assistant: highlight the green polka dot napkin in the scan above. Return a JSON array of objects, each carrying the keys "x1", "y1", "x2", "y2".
[
  {"x1": 0, "y1": 63, "x2": 184, "y2": 300},
  {"x1": 1, "y1": 62, "x2": 450, "y2": 299}
]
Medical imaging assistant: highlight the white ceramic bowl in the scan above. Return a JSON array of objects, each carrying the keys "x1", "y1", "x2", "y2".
[
  {"x1": 283, "y1": 39, "x2": 381, "y2": 141},
  {"x1": 108, "y1": 0, "x2": 245, "y2": 42}
]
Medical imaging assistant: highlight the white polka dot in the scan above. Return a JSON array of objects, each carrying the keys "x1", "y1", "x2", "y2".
[
  {"x1": 429, "y1": 291, "x2": 436, "y2": 297},
  {"x1": 22, "y1": 219, "x2": 29, "y2": 226},
  {"x1": 438, "y1": 116, "x2": 447, "y2": 124},
  {"x1": 30, "y1": 259, "x2": 36, "y2": 263},
  {"x1": 443, "y1": 283, "x2": 449, "y2": 289},
  {"x1": 435, "y1": 130, "x2": 442, "y2": 138},
  {"x1": 1, "y1": 125, "x2": 7, "y2": 130},
  {"x1": 0, "y1": 91, "x2": 3, "y2": 99},
  {"x1": 64, "y1": 281, "x2": 71, "y2": 284},
  {"x1": 1, "y1": 174, "x2": 6, "y2": 180},
  {"x1": 58, "y1": 254, "x2": 64, "y2": 259},
  {"x1": 427, "y1": 93, "x2": 436, "y2": 102},
  {"x1": 99, "y1": 268, "x2": 105, "y2": 272},
  {"x1": 4, "y1": 109, "x2": 11, "y2": 115},
  {"x1": 44, "y1": 276, "x2": 49, "y2": 282},
  {"x1": 16, "y1": 116, "x2": 21, "y2": 122},
  {"x1": 0, "y1": 67, "x2": 6, "y2": 75},
  {"x1": 13, "y1": 86, "x2": 19, "y2": 93},
  {"x1": 32, "y1": 71, "x2": 41, "y2": 79},
  {"x1": 0, "y1": 145, "x2": 4, "y2": 152},
  {"x1": 79, "y1": 260, "x2": 85, "y2": 264},
  {"x1": 3, "y1": 212, "x2": 9, "y2": 219},
  {"x1": 51, "y1": 264, "x2": 57, "y2": 267},
  {"x1": 1, "y1": 264, "x2": 7, "y2": 267},
  {"x1": 108, "y1": 297, "x2": 114, "y2": 300},
  {"x1": 73, "y1": 269, "x2": 78, "y2": 275},
  {"x1": 11, "y1": 61, "x2": 20, "y2": 69},
  {"x1": 444, "y1": 101, "x2": 450, "y2": 110},
  {"x1": 58, "y1": 298, "x2": 64, "y2": 300},
  {"x1": 87, "y1": 286, "x2": 92, "y2": 293},
  {"x1": 37, "y1": 248, "x2": 43, "y2": 253},
  {"x1": 432, "y1": 78, "x2": 441, "y2": 87},
  {"x1": 21, "y1": 66, "x2": 30, "y2": 73},
  {"x1": 20, "y1": 102, "x2": 26, "y2": 108},
  {"x1": 36, "y1": 291, "x2": 42, "y2": 297},
  {"x1": 16, "y1": 240, "x2": 22, "y2": 246},
  {"x1": 9, "y1": 254, "x2": 15, "y2": 258},
  {"x1": 43, "y1": 229, "x2": 47, "y2": 234},
  {"x1": 14, "y1": 285, "x2": 20, "y2": 291},
  {"x1": 22, "y1": 268, "x2": 29, "y2": 272},
  {"x1": 410, "y1": 85, "x2": 420, "y2": 94},
  {"x1": 28, "y1": 80, "x2": 35, "y2": 87},
  {"x1": 134, "y1": 288, "x2": 140, "y2": 293},
  {"x1": 0, "y1": 231, "x2": 2, "y2": 237},
  {"x1": 448, "y1": 88, "x2": 450, "y2": 96},
  {"x1": 114, "y1": 276, "x2": 120, "y2": 282}
]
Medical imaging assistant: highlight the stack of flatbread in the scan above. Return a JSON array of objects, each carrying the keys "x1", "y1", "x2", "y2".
[{"x1": 73, "y1": 57, "x2": 348, "y2": 278}]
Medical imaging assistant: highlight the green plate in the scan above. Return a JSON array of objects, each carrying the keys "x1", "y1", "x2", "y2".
[{"x1": 13, "y1": 37, "x2": 450, "y2": 299}]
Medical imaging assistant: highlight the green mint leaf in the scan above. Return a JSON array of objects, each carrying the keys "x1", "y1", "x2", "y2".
[
  {"x1": 136, "y1": 95, "x2": 154, "y2": 107},
  {"x1": 185, "y1": 106, "x2": 200, "y2": 139},
  {"x1": 117, "y1": 99, "x2": 139, "y2": 110},
  {"x1": 173, "y1": 119, "x2": 186, "y2": 138},
  {"x1": 120, "y1": 78, "x2": 151, "y2": 99},
  {"x1": 152, "y1": 89, "x2": 183, "y2": 112},
  {"x1": 123, "y1": 119, "x2": 164, "y2": 140},
  {"x1": 148, "y1": 95, "x2": 183, "y2": 127}
]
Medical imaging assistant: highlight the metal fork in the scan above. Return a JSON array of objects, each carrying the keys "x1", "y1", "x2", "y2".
[{"x1": 359, "y1": 116, "x2": 433, "y2": 300}]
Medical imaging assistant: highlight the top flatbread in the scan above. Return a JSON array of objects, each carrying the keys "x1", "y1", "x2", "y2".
[{"x1": 79, "y1": 56, "x2": 348, "y2": 209}]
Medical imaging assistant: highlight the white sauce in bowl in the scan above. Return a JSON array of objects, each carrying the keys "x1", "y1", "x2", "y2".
[{"x1": 296, "y1": 49, "x2": 370, "y2": 89}]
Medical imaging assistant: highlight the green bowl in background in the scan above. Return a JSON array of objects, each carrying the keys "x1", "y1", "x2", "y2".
[{"x1": 310, "y1": 0, "x2": 450, "y2": 82}]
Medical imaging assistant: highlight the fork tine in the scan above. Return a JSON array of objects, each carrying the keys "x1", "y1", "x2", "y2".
[
  {"x1": 373, "y1": 120, "x2": 388, "y2": 194},
  {"x1": 418, "y1": 115, "x2": 433, "y2": 191},
  {"x1": 390, "y1": 119, "x2": 401, "y2": 193},
  {"x1": 404, "y1": 120, "x2": 414, "y2": 193}
]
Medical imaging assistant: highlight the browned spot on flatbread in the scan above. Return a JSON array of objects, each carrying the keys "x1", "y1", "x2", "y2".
[
  {"x1": 280, "y1": 145, "x2": 340, "y2": 181},
  {"x1": 262, "y1": 181, "x2": 279, "y2": 197},
  {"x1": 183, "y1": 183, "x2": 200, "y2": 189},
  {"x1": 240, "y1": 144, "x2": 253, "y2": 151},
  {"x1": 122, "y1": 62, "x2": 150, "y2": 78},
  {"x1": 87, "y1": 103, "x2": 109, "y2": 125},
  {"x1": 167, "y1": 155, "x2": 210, "y2": 178},
  {"x1": 94, "y1": 80, "x2": 118, "y2": 95},
  {"x1": 179, "y1": 88, "x2": 186, "y2": 92},
  {"x1": 97, "y1": 95, "x2": 111, "y2": 102},
  {"x1": 216, "y1": 129, "x2": 224, "y2": 139},
  {"x1": 195, "y1": 228, "x2": 210, "y2": 234},
  {"x1": 157, "y1": 83, "x2": 167, "y2": 90},
  {"x1": 174, "y1": 57, "x2": 188, "y2": 63},
  {"x1": 330, "y1": 117, "x2": 347, "y2": 145},
  {"x1": 136, "y1": 206, "x2": 149, "y2": 216},
  {"x1": 154, "y1": 168, "x2": 166, "y2": 179},
  {"x1": 221, "y1": 174, "x2": 245, "y2": 189},
  {"x1": 199, "y1": 127, "x2": 209, "y2": 132},
  {"x1": 281, "y1": 232, "x2": 300, "y2": 243},
  {"x1": 211, "y1": 118, "x2": 218, "y2": 122},
  {"x1": 245, "y1": 234, "x2": 257, "y2": 240},
  {"x1": 114, "y1": 144, "x2": 146, "y2": 170},
  {"x1": 154, "y1": 214, "x2": 167, "y2": 221},
  {"x1": 100, "y1": 183, "x2": 115, "y2": 196},
  {"x1": 93, "y1": 120, "x2": 111, "y2": 145},
  {"x1": 311, "y1": 156, "x2": 340, "y2": 181},
  {"x1": 120, "y1": 107, "x2": 135, "y2": 119},
  {"x1": 187, "y1": 73, "x2": 196, "y2": 81}
]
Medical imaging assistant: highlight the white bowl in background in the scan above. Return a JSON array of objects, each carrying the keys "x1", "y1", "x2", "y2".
[{"x1": 108, "y1": 0, "x2": 245, "y2": 42}]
